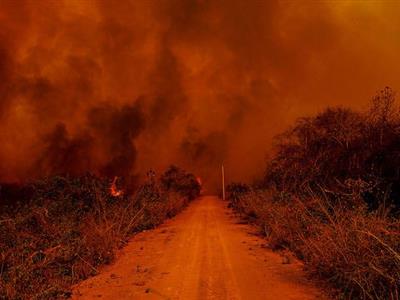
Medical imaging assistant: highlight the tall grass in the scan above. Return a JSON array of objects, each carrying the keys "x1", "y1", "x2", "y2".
[
  {"x1": 0, "y1": 166, "x2": 200, "y2": 299},
  {"x1": 228, "y1": 186, "x2": 400, "y2": 299}
]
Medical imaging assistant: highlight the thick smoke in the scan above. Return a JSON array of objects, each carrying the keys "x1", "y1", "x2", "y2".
[
  {"x1": 0, "y1": 1, "x2": 400, "y2": 190},
  {"x1": 26, "y1": 101, "x2": 144, "y2": 178}
]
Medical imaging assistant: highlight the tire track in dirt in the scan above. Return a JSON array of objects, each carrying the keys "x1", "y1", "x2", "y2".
[{"x1": 73, "y1": 196, "x2": 327, "y2": 300}]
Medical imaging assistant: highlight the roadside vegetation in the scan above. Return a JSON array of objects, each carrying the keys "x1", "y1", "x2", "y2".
[
  {"x1": 228, "y1": 87, "x2": 400, "y2": 300},
  {"x1": 0, "y1": 165, "x2": 200, "y2": 299}
]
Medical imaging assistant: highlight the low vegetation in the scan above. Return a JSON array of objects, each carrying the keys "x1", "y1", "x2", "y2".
[
  {"x1": 228, "y1": 88, "x2": 400, "y2": 300},
  {"x1": 0, "y1": 166, "x2": 200, "y2": 299}
]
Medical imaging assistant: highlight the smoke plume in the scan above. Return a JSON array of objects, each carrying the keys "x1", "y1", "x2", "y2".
[{"x1": 0, "y1": 0, "x2": 400, "y2": 190}]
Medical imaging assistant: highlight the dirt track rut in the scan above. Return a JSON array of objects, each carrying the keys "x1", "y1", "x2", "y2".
[{"x1": 73, "y1": 196, "x2": 326, "y2": 300}]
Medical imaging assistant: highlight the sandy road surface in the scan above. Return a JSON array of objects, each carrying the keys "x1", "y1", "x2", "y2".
[{"x1": 73, "y1": 196, "x2": 326, "y2": 300}]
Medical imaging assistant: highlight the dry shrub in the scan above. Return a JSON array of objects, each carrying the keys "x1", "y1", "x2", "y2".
[
  {"x1": 264, "y1": 88, "x2": 400, "y2": 213},
  {"x1": 304, "y1": 211, "x2": 399, "y2": 299},
  {"x1": 0, "y1": 166, "x2": 200, "y2": 299},
  {"x1": 231, "y1": 190, "x2": 400, "y2": 299},
  {"x1": 163, "y1": 192, "x2": 189, "y2": 218}
]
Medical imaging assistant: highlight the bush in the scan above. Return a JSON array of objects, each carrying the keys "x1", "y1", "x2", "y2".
[
  {"x1": 226, "y1": 182, "x2": 251, "y2": 211},
  {"x1": 264, "y1": 87, "x2": 400, "y2": 212},
  {"x1": 160, "y1": 165, "x2": 201, "y2": 201}
]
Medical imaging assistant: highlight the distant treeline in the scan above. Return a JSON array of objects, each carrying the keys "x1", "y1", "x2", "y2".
[{"x1": 264, "y1": 87, "x2": 400, "y2": 212}]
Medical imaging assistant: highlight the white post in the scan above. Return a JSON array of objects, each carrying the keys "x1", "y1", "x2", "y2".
[{"x1": 222, "y1": 164, "x2": 225, "y2": 200}]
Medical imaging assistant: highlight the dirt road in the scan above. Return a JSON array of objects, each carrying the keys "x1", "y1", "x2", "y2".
[{"x1": 73, "y1": 196, "x2": 326, "y2": 300}]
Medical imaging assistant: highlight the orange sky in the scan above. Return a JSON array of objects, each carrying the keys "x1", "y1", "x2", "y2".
[{"x1": 0, "y1": 0, "x2": 399, "y2": 189}]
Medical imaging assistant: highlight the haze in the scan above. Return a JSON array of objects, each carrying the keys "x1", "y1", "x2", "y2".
[{"x1": 0, "y1": 0, "x2": 399, "y2": 190}]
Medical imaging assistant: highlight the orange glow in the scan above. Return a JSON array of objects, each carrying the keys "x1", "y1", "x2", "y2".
[
  {"x1": 110, "y1": 176, "x2": 123, "y2": 197},
  {"x1": 0, "y1": 1, "x2": 399, "y2": 191},
  {"x1": 196, "y1": 176, "x2": 204, "y2": 194}
]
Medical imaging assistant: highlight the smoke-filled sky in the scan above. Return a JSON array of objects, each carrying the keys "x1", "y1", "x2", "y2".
[{"x1": 0, "y1": 0, "x2": 400, "y2": 189}]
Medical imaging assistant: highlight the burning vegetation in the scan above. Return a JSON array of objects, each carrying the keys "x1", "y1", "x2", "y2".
[
  {"x1": 110, "y1": 177, "x2": 123, "y2": 197},
  {"x1": 228, "y1": 88, "x2": 400, "y2": 300},
  {"x1": 0, "y1": 167, "x2": 200, "y2": 299}
]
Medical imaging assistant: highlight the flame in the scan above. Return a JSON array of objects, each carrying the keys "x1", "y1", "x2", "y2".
[
  {"x1": 196, "y1": 176, "x2": 203, "y2": 194},
  {"x1": 196, "y1": 176, "x2": 202, "y2": 186},
  {"x1": 110, "y1": 176, "x2": 124, "y2": 197}
]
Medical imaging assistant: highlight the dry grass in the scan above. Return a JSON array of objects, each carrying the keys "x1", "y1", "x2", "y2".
[
  {"x1": 228, "y1": 89, "x2": 400, "y2": 299},
  {"x1": 228, "y1": 187, "x2": 400, "y2": 299},
  {"x1": 0, "y1": 166, "x2": 200, "y2": 299}
]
